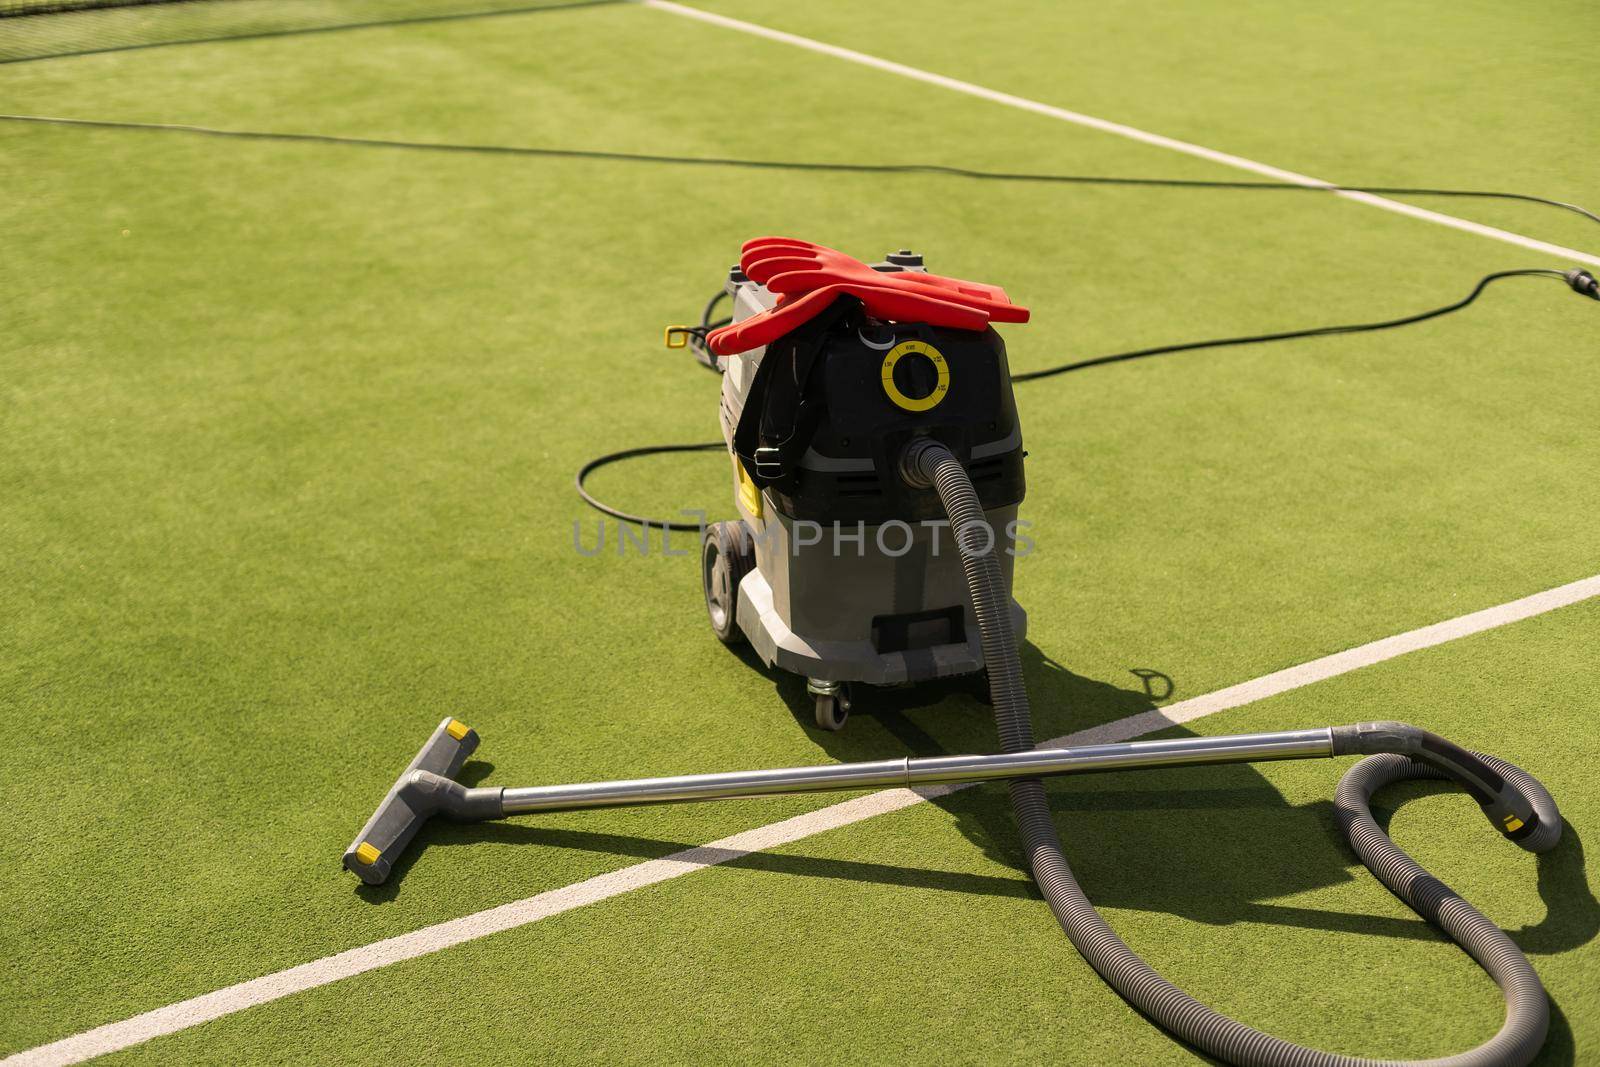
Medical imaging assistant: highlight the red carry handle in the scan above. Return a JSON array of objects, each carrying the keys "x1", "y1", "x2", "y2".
[{"x1": 708, "y1": 238, "x2": 1029, "y2": 356}]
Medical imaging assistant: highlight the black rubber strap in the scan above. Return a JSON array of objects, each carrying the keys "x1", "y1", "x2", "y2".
[{"x1": 732, "y1": 294, "x2": 859, "y2": 488}]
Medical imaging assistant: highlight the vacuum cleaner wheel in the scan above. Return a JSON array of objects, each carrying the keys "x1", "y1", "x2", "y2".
[
  {"x1": 812, "y1": 684, "x2": 851, "y2": 732},
  {"x1": 701, "y1": 520, "x2": 754, "y2": 645}
]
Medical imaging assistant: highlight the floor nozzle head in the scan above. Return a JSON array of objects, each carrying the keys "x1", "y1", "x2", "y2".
[{"x1": 342, "y1": 717, "x2": 483, "y2": 885}]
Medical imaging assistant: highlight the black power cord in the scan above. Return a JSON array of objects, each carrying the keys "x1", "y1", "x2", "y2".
[
  {"x1": 678, "y1": 289, "x2": 733, "y2": 371},
  {"x1": 577, "y1": 268, "x2": 1598, "y2": 528},
  {"x1": 576, "y1": 441, "x2": 727, "y2": 531},
  {"x1": 1013, "y1": 267, "x2": 1589, "y2": 381},
  {"x1": 24, "y1": 110, "x2": 1593, "y2": 527},
  {"x1": 3, "y1": 113, "x2": 1599, "y2": 233}
]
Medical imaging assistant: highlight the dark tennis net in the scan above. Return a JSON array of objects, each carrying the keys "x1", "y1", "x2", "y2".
[
  {"x1": 0, "y1": 0, "x2": 615, "y2": 63},
  {"x1": 4, "y1": 0, "x2": 185, "y2": 14}
]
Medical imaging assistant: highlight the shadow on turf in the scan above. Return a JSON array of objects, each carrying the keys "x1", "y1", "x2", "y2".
[
  {"x1": 362, "y1": 642, "x2": 1599, "y2": 970},
  {"x1": 1537, "y1": 997, "x2": 1579, "y2": 1067},
  {"x1": 750, "y1": 645, "x2": 1600, "y2": 946}
]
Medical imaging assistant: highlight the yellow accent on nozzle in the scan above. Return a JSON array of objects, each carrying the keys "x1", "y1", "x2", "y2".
[
  {"x1": 445, "y1": 719, "x2": 471, "y2": 741},
  {"x1": 1502, "y1": 815, "x2": 1524, "y2": 832},
  {"x1": 664, "y1": 325, "x2": 690, "y2": 349},
  {"x1": 354, "y1": 842, "x2": 382, "y2": 866}
]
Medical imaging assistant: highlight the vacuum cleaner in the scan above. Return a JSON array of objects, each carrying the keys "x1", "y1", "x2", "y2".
[
  {"x1": 346, "y1": 237, "x2": 1564, "y2": 1067},
  {"x1": 695, "y1": 237, "x2": 1028, "y2": 731}
]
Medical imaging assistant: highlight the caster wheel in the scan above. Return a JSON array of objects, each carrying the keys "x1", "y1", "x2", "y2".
[
  {"x1": 702, "y1": 520, "x2": 754, "y2": 644},
  {"x1": 810, "y1": 683, "x2": 852, "y2": 731}
]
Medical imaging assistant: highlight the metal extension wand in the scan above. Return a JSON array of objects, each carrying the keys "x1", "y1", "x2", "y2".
[{"x1": 343, "y1": 718, "x2": 1543, "y2": 885}]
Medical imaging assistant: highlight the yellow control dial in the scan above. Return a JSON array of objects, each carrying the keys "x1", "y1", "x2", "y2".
[{"x1": 880, "y1": 340, "x2": 950, "y2": 412}]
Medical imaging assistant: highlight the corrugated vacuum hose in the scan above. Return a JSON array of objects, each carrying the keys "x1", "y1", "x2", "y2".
[{"x1": 899, "y1": 437, "x2": 1561, "y2": 1067}]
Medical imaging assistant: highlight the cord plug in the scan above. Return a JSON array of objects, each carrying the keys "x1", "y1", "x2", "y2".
[{"x1": 1565, "y1": 268, "x2": 1600, "y2": 299}]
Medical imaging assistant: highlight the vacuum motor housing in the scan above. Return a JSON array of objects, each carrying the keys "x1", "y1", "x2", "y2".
[{"x1": 713, "y1": 251, "x2": 1027, "y2": 689}]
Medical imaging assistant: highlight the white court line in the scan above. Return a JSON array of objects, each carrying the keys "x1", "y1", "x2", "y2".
[
  {"x1": 8, "y1": 572, "x2": 1600, "y2": 1067},
  {"x1": 642, "y1": 1, "x2": 1600, "y2": 269}
]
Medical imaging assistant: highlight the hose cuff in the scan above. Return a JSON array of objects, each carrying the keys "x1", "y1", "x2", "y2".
[
  {"x1": 897, "y1": 436, "x2": 941, "y2": 489},
  {"x1": 1331, "y1": 721, "x2": 1561, "y2": 852}
]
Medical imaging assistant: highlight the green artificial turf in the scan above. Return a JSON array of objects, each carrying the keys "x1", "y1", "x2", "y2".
[
  {"x1": 692, "y1": 0, "x2": 1600, "y2": 256},
  {"x1": 98, "y1": 600, "x2": 1600, "y2": 1065},
  {"x1": 1, "y1": 1, "x2": 1596, "y2": 1062}
]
